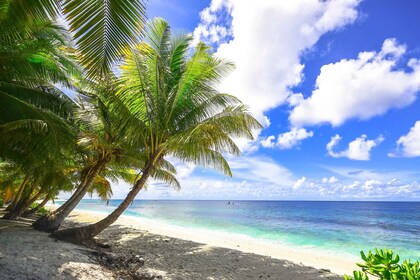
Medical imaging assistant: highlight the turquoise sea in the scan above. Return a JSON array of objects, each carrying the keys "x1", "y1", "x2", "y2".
[{"x1": 67, "y1": 200, "x2": 420, "y2": 261}]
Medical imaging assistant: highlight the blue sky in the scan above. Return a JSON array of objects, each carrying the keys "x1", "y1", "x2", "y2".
[{"x1": 107, "y1": 0, "x2": 420, "y2": 201}]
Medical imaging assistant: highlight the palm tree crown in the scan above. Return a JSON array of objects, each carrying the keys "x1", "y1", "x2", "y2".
[{"x1": 118, "y1": 17, "x2": 262, "y2": 174}]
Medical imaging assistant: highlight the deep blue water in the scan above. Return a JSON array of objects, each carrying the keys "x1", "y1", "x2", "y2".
[{"x1": 66, "y1": 200, "x2": 420, "y2": 260}]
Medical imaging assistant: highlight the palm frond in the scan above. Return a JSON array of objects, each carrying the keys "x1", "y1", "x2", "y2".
[
  {"x1": 152, "y1": 169, "x2": 180, "y2": 190},
  {"x1": 63, "y1": 0, "x2": 146, "y2": 78}
]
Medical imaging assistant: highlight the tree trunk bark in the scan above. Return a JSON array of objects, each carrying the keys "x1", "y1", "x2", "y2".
[
  {"x1": 5, "y1": 176, "x2": 29, "y2": 212},
  {"x1": 33, "y1": 161, "x2": 106, "y2": 232},
  {"x1": 53, "y1": 167, "x2": 92, "y2": 213},
  {"x1": 51, "y1": 163, "x2": 153, "y2": 244},
  {"x1": 3, "y1": 189, "x2": 41, "y2": 220},
  {"x1": 23, "y1": 195, "x2": 50, "y2": 216}
]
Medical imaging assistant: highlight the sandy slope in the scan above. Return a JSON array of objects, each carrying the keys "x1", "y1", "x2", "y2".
[{"x1": 0, "y1": 218, "x2": 115, "y2": 280}]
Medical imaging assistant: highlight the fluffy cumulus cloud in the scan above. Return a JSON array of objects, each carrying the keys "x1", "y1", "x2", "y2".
[
  {"x1": 322, "y1": 176, "x2": 338, "y2": 183},
  {"x1": 286, "y1": 176, "x2": 420, "y2": 199},
  {"x1": 338, "y1": 179, "x2": 420, "y2": 198},
  {"x1": 290, "y1": 39, "x2": 420, "y2": 126},
  {"x1": 194, "y1": 0, "x2": 361, "y2": 124},
  {"x1": 192, "y1": 0, "x2": 233, "y2": 46},
  {"x1": 391, "y1": 121, "x2": 420, "y2": 157},
  {"x1": 260, "y1": 128, "x2": 313, "y2": 149},
  {"x1": 293, "y1": 176, "x2": 306, "y2": 189},
  {"x1": 327, "y1": 134, "x2": 384, "y2": 160}
]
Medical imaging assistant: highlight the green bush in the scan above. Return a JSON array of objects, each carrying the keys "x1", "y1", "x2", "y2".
[
  {"x1": 29, "y1": 202, "x2": 47, "y2": 215},
  {"x1": 344, "y1": 248, "x2": 420, "y2": 280},
  {"x1": 37, "y1": 206, "x2": 47, "y2": 215},
  {"x1": 0, "y1": 198, "x2": 3, "y2": 208}
]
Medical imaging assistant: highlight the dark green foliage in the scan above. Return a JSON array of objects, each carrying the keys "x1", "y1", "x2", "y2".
[{"x1": 344, "y1": 248, "x2": 420, "y2": 280}]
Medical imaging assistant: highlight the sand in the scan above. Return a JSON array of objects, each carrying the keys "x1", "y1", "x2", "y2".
[
  {"x1": 0, "y1": 218, "x2": 115, "y2": 280},
  {"x1": 0, "y1": 208, "x2": 356, "y2": 279},
  {"x1": 71, "y1": 210, "x2": 358, "y2": 275}
]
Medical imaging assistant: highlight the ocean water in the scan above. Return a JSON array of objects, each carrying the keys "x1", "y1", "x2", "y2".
[{"x1": 67, "y1": 200, "x2": 420, "y2": 261}]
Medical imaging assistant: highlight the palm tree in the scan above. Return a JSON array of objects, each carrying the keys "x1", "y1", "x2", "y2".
[
  {"x1": 1, "y1": 157, "x2": 76, "y2": 219},
  {"x1": 0, "y1": 16, "x2": 79, "y2": 166},
  {"x1": 52, "y1": 18, "x2": 262, "y2": 243},
  {"x1": 33, "y1": 81, "x2": 144, "y2": 232},
  {"x1": 0, "y1": 0, "x2": 147, "y2": 162},
  {"x1": 1, "y1": 0, "x2": 147, "y2": 223}
]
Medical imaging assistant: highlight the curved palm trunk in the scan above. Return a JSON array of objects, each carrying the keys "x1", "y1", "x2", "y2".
[
  {"x1": 54, "y1": 183, "x2": 85, "y2": 213},
  {"x1": 33, "y1": 162, "x2": 106, "y2": 232},
  {"x1": 5, "y1": 176, "x2": 29, "y2": 212},
  {"x1": 51, "y1": 164, "x2": 152, "y2": 243},
  {"x1": 3, "y1": 188, "x2": 41, "y2": 220},
  {"x1": 23, "y1": 195, "x2": 50, "y2": 216},
  {"x1": 53, "y1": 166, "x2": 94, "y2": 213}
]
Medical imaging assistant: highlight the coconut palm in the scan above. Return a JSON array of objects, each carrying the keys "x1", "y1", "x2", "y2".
[
  {"x1": 1, "y1": 157, "x2": 76, "y2": 219},
  {"x1": 0, "y1": 16, "x2": 79, "y2": 166},
  {"x1": 1, "y1": 0, "x2": 148, "y2": 159},
  {"x1": 52, "y1": 18, "x2": 262, "y2": 243},
  {"x1": 0, "y1": 0, "x2": 147, "y2": 165},
  {"x1": 33, "y1": 80, "x2": 145, "y2": 232},
  {"x1": 1, "y1": 0, "x2": 148, "y2": 223}
]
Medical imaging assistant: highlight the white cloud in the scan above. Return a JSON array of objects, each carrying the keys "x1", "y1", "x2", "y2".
[
  {"x1": 260, "y1": 128, "x2": 313, "y2": 149},
  {"x1": 391, "y1": 121, "x2": 420, "y2": 157},
  {"x1": 293, "y1": 176, "x2": 306, "y2": 189},
  {"x1": 192, "y1": 0, "x2": 233, "y2": 46},
  {"x1": 227, "y1": 155, "x2": 294, "y2": 186},
  {"x1": 170, "y1": 159, "x2": 196, "y2": 179},
  {"x1": 137, "y1": 155, "x2": 296, "y2": 200},
  {"x1": 194, "y1": 0, "x2": 361, "y2": 124},
  {"x1": 327, "y1": 134, "x2": 384, "y2": 160},
  {"x1": 338, "y1": 179, "x2": 420, "y2": 198},
  {"x1": 321, "y1": 166, "x2": 420, "y2": 184},
  {"x1": 290, "y1": 39, "x2": 420, "y2": 126},
  {"x1": 322, "y1": 176, "x2": 339, "y2": 183},
  {"x1": 288, "y1": 177, "x2": 419, "y2": 199}
]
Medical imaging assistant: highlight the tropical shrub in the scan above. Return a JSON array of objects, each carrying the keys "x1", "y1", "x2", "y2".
[
  {"x1": 344, "y1": 248, "x2": 420, "y2": 280},
  {"x1": 29, "y1": 202, "x2": 47, "y2": 215}
]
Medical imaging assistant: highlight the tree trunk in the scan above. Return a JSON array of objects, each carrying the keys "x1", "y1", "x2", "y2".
[
  {"x1": 33, "y1": 161, "x2": 106, "y2": 232},
  {"x1": 23, "y1": 195, "x2": 50, "y2": 217},
  {"x1": 3, "y1": 189, "x2": 41, "y2": 220},
  {"x1": 5, "y1": 176, "x2": 29, "y2": 212},
  {"x1": 54, "y1": 167, "x2": 92, "y2": 213},
  {"x1": 51, "y1": 163, "x2": 153, "y2": 244}
]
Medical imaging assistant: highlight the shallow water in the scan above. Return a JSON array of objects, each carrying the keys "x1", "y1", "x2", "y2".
[{"x1": 65, "y1": 200, "x2": 420, "y2": 261}]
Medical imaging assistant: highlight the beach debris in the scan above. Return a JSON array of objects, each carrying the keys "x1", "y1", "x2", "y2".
[
  {"x1": 133, "y1": 268, "x2": 165, "y2": 280},
  {"x1": 97, "y1": 242, "x2": 112, "y2": 249},
  {"x1": 90, "y1": 250, "x2": 146, "y2": 271}
]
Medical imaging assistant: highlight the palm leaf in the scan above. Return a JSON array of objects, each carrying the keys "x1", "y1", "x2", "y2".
[{"x1": 63, "y1": 0, "x2": 146, "y2": 78}]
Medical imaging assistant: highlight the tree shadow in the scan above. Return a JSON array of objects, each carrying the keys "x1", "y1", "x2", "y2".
[{"x1": 95, "y1": 223, "x2": 342, "y2": 280}]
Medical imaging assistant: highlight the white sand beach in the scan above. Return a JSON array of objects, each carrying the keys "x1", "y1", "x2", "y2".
[{"x1": 70, "y1": 209, "x2": 359, "y2": 276}]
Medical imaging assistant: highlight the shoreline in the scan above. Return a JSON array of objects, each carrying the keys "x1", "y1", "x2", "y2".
[{"x1": 69, "y1": 208, "x2": 359, "y2": 276}]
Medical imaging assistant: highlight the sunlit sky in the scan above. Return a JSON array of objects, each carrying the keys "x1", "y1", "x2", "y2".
[{"x1": 79, "y1": 0, "x2": 420, "y2": 201}]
